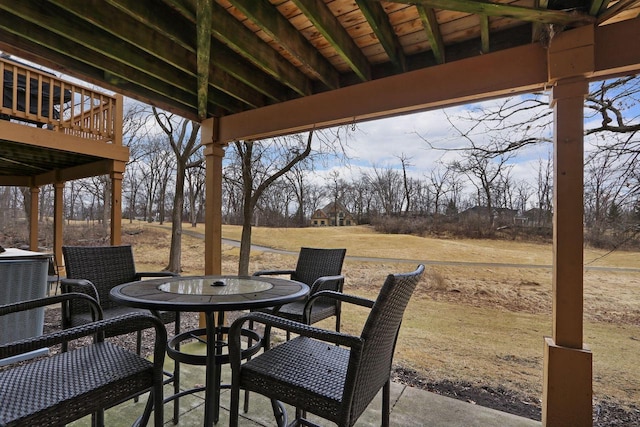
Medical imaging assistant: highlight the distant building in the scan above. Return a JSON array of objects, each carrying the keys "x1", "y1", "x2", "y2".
[
  {"x1": 459, "y1": 206, "x2": 518, "y2": 225},
  {"x1": 311, "y1": 202, "x2": 356, "y2": 226}
]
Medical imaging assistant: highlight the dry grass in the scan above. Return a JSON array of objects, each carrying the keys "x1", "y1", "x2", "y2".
[{"x1": 121, "y1": 221, "x2": 640, "y2": 410}]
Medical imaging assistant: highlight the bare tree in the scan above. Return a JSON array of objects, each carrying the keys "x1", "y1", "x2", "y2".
[
  {"x1": 397, "y1": 153, "x2": 414, "y2": 214},
  {"x1": 365, "y1": 165, "x2": 404, "y2": 216},
  {"x1": 285, "y1": 161, "x2": 312, "y2": 227},
  {"x1": 325, "y1": 170, "x2": 346, "y2": 225},
  {"x1": 428, "y1": 165, "x2": 450, "y2": 216},
  {"x1": 450, "y1": 146, "x2": 513, "y2": 227},
  {"x1": 152, "y1": 108, "x2": 202, "y2": 273},
  {"x1": 186, "y1": 164, "x2": 206, "y2": 227},
  {"x1": 234, "y1": 131, "x2": 315, "y2": 275},
  {"x1": 534, "y1": 156, "x2": 553, "y2": 227}
]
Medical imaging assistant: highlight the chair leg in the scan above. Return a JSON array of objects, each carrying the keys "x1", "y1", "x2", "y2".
[
  {"x1": 91, "y1": 409, "x2": 105, "y2": 427},
  {"x1": 134, "y1": 330, "x2": 142, "y2": 403},
  {"x1": 382, "y1": 379, "x2": 390, "y2": 427},
  {"x1": 137, "y1": 390, "x2": 155, "y2": 427},
  {"x1": 173, "y1": 314, "x2": 181, "y2": 424},
  {"x1": 230, "y1": 381, "x2": 241, "y2": 427},
  {"x1": 271, "y1": 399, "x2": 288, "y2": 427}
]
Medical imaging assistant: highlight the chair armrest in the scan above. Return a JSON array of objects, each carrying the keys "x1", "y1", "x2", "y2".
[
  {"x1": 303, "y1": 290, "x2": 374, "y2": 324},
  {"x1": 60, "y1": 278, "x2": 99, "y2": 301},
  {"x1": 0, "y1": 295, "x2": 166, "y2": 366},
  {"x1": 252, "y1": 269, "x2": 296, "y2": 277},
  {"x1": 135, "y1": 271, "x2": 180, "y2": 279},
  {"x1": 309, "y1": 274, "x2": 345, "y2": 294},
  {"x1": 0, "y1": 293, "x2": 102, "y2": 357},
  {"x1": 228, "y1": 312, "x2": 362, "y2": 371}
]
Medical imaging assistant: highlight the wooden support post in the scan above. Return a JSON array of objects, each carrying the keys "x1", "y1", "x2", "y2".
[
  {"x1": 202, "y1": 117, "x2": 226, "y2": 329},
  {"x1": 110, "y1": 163, "x2": 125, "y2": 246},
  {"x1": 53, "y1": 182, "x2": 64, "y2": 268},
  {"x1": 203, "y1": 117, "x2": 224, "y2": 276},
  {"x1": 29, "y1": 186, "x2": 39, "y2": 251},
  {"x1": 543, "y1": 25, "x2": 595, "y2": 427}
]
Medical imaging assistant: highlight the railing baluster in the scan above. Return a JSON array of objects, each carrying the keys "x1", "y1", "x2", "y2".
[{"x1": 0, "y1": 56, "x2": 118, "y2": 142}]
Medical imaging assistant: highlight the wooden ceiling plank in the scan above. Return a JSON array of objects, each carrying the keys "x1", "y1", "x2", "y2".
[
  {"x1": 596, "y1": 0, "x2": 640, "y2": 24},
  {"x1": 388, "y1": 0, "x2": 596, "y2": 26},
  {"x1": 197, "y1": 0, "x2": 212, "y2": 120},
  {"x1": 416, "y1": 5, "x2": 446, "y2": 64},
  {"x1": 290, "y1": 0, "x2": 372, "y2": 81},
  {"x1": 209, "y1": 3, "x2": 311, "y2": 96},
  {"x1": 355, "y1": 0, "x2": 407, "y2": 72},
  {"x1": 227, "y1": 0, "x2": 340, "y2": 90}
]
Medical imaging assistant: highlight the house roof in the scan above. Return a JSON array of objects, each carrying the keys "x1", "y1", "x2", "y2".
[{"x1": 1, "y1": 1, "x2": 639, "y2": 130}]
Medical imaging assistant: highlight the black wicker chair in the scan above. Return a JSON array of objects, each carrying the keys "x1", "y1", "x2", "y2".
[
  {"x1": 0, "y1": 293, "x2": 166, "y2": 427},
  {"x1": 60, "y1": 245, "x2": 180, "y2": 419},
  {"x1": 229, "y1": 264, "x2": 425, "y2": 427},
  {"x1": 252, "y1": 247, "x2": 346, "y2": 335}
]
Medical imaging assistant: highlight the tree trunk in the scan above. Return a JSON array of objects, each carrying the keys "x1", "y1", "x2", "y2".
[
  {"x1": 167, "y1": 162, "x2": 185, "y2": 273},
  {"x1": 238, "y1": 183, "x2": 254, "y2": 275}
]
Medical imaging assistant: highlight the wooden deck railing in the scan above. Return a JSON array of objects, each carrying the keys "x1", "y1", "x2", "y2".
[{"x1": 0, "y1": 55, "x2": 121, "y2": 144}]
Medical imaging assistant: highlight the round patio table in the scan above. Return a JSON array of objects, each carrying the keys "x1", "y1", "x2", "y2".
[{"x1": 110, "y1": 275, "x2": 309, "y2": 427}]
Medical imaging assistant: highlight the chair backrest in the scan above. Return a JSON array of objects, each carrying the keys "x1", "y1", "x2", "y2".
[
  {"x1": 62, "y1": 245, "x2": 137, "y2": 311},
  {"x1": 292, "y1": 247, "x2": 346, "y2": 293},
  {"x1": 345, "y1": 264, "x2": 424, "y2": 425}
]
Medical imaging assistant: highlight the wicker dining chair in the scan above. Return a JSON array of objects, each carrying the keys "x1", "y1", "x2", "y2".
[
  {"x1": 60, "y1": 245, "x2": 179, "y2": 347},
  {"x1": 0, "y1": 293, "x2": 166, "y2": 427},
  {"x1": 252, "y1": 247, "x2": 346, "y2": 334},
  {"x1": 60, "y1": 245, "x2": 181, "y2": 420},
  {"x1": 229, "y1": 264, "x2": 425, "y2": 427}
]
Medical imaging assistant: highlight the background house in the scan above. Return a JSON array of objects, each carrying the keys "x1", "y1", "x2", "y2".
[{"x1": 311, "y1": 202, "x2": 356, "y2": 227}]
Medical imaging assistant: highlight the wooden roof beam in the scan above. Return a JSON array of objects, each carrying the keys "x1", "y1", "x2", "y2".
[
  {"x1": 416, "y1": 5, "x2": 446, "y2": 64},
  {"x1": 480, "y1": 15, "x2": 490, "y2": 53},
  {"x1": 388, "y1": 0, "x2": 596, "y2": 26},
  {"x1": 197, "y1": 0, "x2": 212, "y2": 120},
  {"x1": 0, "y1": 19, "x2": 200, "y2": 117},
  {"x1": 163, "y1": 0, "x2": 312, "y2": 96},
  {"x1": 217, "y1": 42, "x2": 549, "y2": 142},
  {"x1": 356, "y1": 0, "x2": 407, "y2": 72},
  {"x1": 107, "y1": 0, "x2": 288, "y2": 102},
  {"x1": 53, "y1": 0, "x2": 249, "y2": 113},
  {"x1": 589, "y1": 0, "x2": 610, "y2": 15},
  {"x1": 291, "y1": 0, "x2": 372, "y2": 81},
  {"x1": 227, "y1": 0, "x2": 340, "y2": 90},
  {"x1": 0, "y1": 3, "x2": 204, "y2": 108},
  {"x1": 217, "y1": 15, "x2": 640, "y2": 142}
]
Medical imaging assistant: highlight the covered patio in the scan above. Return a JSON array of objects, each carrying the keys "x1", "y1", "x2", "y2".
[{"x1": 1, "y1": 1, "x2": 640, "y2": 425}]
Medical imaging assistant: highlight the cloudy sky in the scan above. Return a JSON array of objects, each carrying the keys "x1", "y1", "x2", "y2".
[{"x1": 313, "y1": 96, "x2": 555, "y2": 191}]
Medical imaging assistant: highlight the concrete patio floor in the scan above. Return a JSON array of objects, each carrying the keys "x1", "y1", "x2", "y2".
[{"x1": 69, "y1": 341, "x2": 541, "y2": 426}]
